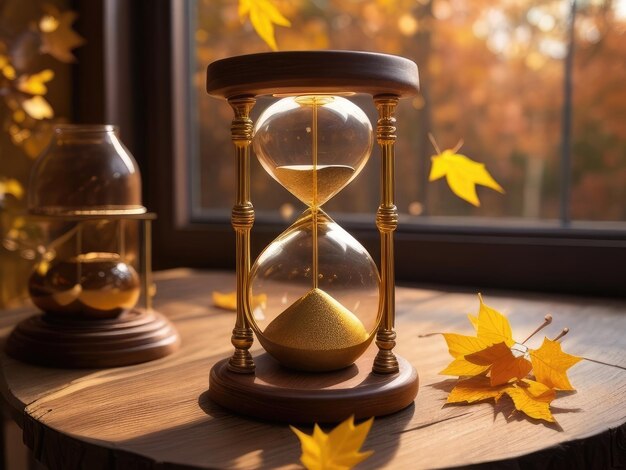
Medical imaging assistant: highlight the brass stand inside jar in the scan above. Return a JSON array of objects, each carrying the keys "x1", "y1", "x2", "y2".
[{"x1": 206, "y1": 51, "x2": 420, "y2": 423}]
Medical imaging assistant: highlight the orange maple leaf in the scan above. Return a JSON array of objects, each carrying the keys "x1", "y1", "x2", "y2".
[{"x1": 465, "y1": 342, "x2": 532, "y2": 386}]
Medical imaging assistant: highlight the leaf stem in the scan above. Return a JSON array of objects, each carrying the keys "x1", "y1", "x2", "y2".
[
  {"x1": 521, "y1": 314, "x2": 552, "y2": 344},
  {"x1": 428, "y1": 132, "x2": 442, "y2": 155},
  {"x1": 552, "y1": 328, "x2": 569, "y2": 342},
  {"x1": 451, "y1": 138, "x2": 464, "y2": 154}
]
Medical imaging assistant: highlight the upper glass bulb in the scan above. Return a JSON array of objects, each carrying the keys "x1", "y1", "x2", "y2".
[{"x1": 253, "y1": 95, "x2": 373, "y2": 207}]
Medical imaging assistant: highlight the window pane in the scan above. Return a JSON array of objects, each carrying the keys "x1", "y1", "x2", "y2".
[
  {"x1": 190, "y1": 0, "x2": 626, "y2": 223},
  {"x1": 572, "y1": 0, "x2": 626, "y2": 220}
]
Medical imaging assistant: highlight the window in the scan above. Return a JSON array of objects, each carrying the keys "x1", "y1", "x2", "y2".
[{"x1": 118, "y1": 1, "x2": 626, "y2": 296}]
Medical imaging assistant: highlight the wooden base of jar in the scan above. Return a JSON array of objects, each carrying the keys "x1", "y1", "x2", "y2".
[
  {"x1": 5, "y1": 309, "x2": 180, "y2": 368},
  {"x1": 209, "y1": 351, "x2": 418, "y2": 423}
]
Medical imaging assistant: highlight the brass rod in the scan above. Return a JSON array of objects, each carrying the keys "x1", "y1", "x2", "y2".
[
  {"x1": 228, "y1": 96, "x2": 256, "y2": 374},
  {"x1": 373, "y1": 96, "x2": 400, "y2": 375},
  {"x1": 144, "y1": 218, "x2": 153, "y2": 312},
  {"x1": 312, "y1": 98, "x2": 319, "y2": 290}
]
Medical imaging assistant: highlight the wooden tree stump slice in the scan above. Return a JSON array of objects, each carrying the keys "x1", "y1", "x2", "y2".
[{"x1": 209, "y1": 352, "x2": 418, "y2": 423}]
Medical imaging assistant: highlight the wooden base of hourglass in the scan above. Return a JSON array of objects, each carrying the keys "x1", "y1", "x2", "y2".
[
  {"x1": 5, "y1": 309, "x2": 180, "y2": 368},
  {"x1": 208, "y1": 348, "x2": 418, "y2": 423}
]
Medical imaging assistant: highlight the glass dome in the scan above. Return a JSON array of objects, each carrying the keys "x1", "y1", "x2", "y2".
[
  {"x1": 253, "y1": 95, "x2": 373, "y2": 207},
  {"x1": 249, "y1": 210, "x2": 381, "y2": 371},
  {"x1": 27, "y1": 125, "x2": 145, "y2": 216}
]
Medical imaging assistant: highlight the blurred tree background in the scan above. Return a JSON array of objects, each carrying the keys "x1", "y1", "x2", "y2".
[
  {"x1": 0, "y1": 0, "x2": 82, "y2": 308},
  {"x1": 1, "y1": 0, "x2": 625, "y2": 307},
  {"x1": 193, "y1": 0, "x2": 626, "y2": 222}
]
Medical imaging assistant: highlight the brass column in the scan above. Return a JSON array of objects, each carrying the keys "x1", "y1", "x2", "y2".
[
  {"x1": 228, "y1": 96, "x2": 256, "y2": 374},
  {"x1": 373, "y1": 95, "x2": 399, "y2": 374}
]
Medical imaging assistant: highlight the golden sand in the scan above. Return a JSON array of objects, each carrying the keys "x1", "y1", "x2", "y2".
[
  {"x1": 274, "y1": 165, "x2": 355, "y2": 206},
  {"x1": 262, "y1": 288, "x2": 368, "y2": 351}
]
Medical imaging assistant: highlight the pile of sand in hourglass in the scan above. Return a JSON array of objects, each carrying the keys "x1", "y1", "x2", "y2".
[{"x1": 262, "y1": 287, "x2": 369, "y2": 354}]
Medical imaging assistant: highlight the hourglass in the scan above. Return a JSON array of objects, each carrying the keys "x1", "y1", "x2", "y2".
[{"x1": 207, "y1": 51, "x2": 419, "y2": 422}]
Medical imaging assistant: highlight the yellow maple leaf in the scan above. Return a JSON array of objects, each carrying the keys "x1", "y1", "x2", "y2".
[
  {"x1": 465, "y1": 342, "x2": 532, "y2": 386},
  {"x1": 440, "y1": 294, "x2": 515, "y2": 377},
  {"x1": 447, "y1": 376, "x2": 509, "y2": 404},
  {"x1": 447, "y1": 377, "x2": 556, "y2": 422},
  {"x1": 22, "y1": 96, "x2": 54, "y2": 120},
  {"x1": 0, "y1": 178, "x2": 24, "y2": 200},
  {"x1": 212, "y1": 291, "x2": 267, "y2": 311},
  {"x1": 428, "y1": 136, "x2": 504, "y2": 207},
  {"x1": 239, "y1": 0, "x2": 291, "y2": 51},
  {"x1": 474, "y1": 293, "x2": 515, "y2": 347},
  {"x1": 17, "y1": 69, "x2": 55, "y2": 95},
  {"x1": 530, "y1": 338, "x2": 582, "y2": 391},
  {"x1": 439, "y1": 333, "x2": 490, "y2": 376},
  {"x1": 291, "y1": 416, "x2": 374, "y2": 470},
  {"x1": 503, "y1": 379, "x2": 556, "y2": 422}
]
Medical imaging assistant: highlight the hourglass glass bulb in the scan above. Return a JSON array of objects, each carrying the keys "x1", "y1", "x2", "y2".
[{"x1": 253, "y1": 95, "x2": 373, "y2": 207}]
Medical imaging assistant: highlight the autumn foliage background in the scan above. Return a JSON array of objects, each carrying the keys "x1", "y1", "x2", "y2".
[
  {"x1": 193, "y1": 0, "x2": 626, "y2": 221},
  {"x1": 1, "y1": 0, "x2": 626, "y2": 307}
]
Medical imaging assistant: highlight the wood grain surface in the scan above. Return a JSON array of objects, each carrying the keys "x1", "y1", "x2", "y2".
[{"x1": 1, "y1": 269, "x2": 625, "y2": 469}]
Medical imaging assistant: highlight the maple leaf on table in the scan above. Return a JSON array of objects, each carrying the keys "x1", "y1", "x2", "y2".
[
  {"x1": 465, "y1": 342, "x2": 532, "y2": 386},
  {"x1": 530, "y1": 338, "x2": 582, "y2": 390},
  {"x1": 447, "y1": 376, "x2": 510, "y2": 404},
  {"x1": 440, "y1": 294, "x2": 520, "y2": 378},
  {"x1": 238, "y1": 0, "x2": 291, "y2": 51},
  {"x1": 447, "y1": 376, "x2": 557, "y2": 423},
  {"x1": 212, "y1": 291, "x2": 267, "y2": 312},
  {"x1": 291, "y1": 416, "x2": 374, "y2": 470},
  {"x1": 503, "y1": 379, "x2": 556, "y2": 423},
  {"x1": 428, "y1": 135, "x2": 504, "y2": 207}
]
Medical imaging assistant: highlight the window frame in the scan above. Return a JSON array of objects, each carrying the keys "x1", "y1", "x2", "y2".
[{"x1": 103, "y1": 0, "x2": 626, "y2": 297}]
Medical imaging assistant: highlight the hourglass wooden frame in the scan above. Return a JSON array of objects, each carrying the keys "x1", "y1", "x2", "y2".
[{"x1": 207, "y1": 51, "x2": 420, "y2": 423}]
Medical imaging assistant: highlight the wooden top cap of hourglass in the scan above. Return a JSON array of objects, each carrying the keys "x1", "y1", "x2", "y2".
[{"x1": 206, "y1": 51, "x2": 419, "y2": 99}]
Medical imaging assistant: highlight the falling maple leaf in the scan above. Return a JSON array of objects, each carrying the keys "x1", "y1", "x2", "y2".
[
  {"x1": 428, "y1": 134, "x2": 504, "y2": 207},
  {"x1": 530, "y1": 338, "x2": 582, "y2": 391},
  {"x1": 238, "y1": 0, "x2": 291, "y2": 51},
  {"x1": 38, "y1": 5, "x2": 85, "y2": 63},
  {"x1": 291, "y1": 416, "x2": 374, "y2": 470}
]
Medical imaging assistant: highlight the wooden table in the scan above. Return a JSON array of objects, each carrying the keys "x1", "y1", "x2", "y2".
[{"x1": 1, "y1": 270, "x2": 625, "y2": 469}]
